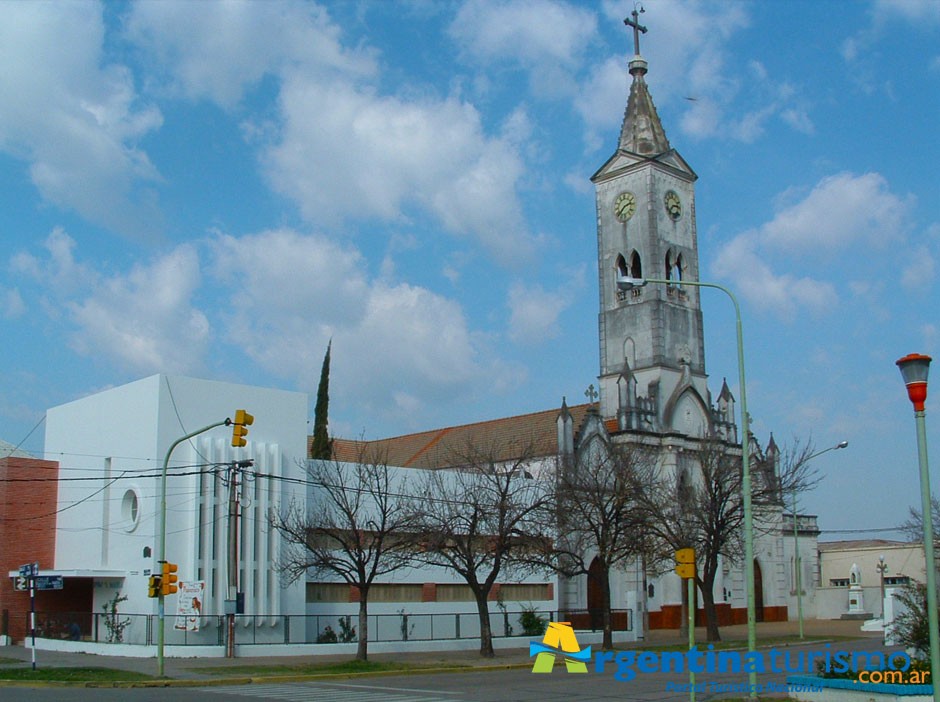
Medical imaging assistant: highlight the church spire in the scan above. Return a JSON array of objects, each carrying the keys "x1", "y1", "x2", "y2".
[{"x1": 618, "y1": 9, "x2": 670, "y2": 156}]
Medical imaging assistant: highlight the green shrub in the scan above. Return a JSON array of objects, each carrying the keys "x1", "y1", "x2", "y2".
[{"x1": 520, "y1": 607, "x2": 547, "y2": 637}]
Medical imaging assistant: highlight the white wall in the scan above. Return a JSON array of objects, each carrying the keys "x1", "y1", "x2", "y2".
[{"x1": 45, "y1": 374, "x2": 308, "y2": 619}]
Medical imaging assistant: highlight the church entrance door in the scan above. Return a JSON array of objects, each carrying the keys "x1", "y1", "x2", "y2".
[{"x1": 587, "y1": 557, "x2": 604, "y2": 630}]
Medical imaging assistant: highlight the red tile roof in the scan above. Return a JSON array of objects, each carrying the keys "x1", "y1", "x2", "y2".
[{"x1": 312, "y1": 403, "x2": 600, "y2": 469}]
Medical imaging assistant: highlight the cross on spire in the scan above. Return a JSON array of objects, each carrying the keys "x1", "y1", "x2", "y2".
[
  {"x1": 584, "y1": 384, "x2": 599, "y2": 405},
  {"x1": 624, "y1": 6, "x2": 647, "y2": 56}
]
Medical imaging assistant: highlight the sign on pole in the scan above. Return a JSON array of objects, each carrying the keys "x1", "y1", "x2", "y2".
[
  {"x1": 33, "y1": 575, "x2": 63, "y2": 591},
  {"x1": 675, "y1": 548, "x2": 695, "y2": 579},
  {"x1": 175, "y1": 581, "x2": 205, "y2": 632}
]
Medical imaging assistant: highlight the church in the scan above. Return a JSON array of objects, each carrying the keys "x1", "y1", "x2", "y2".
[
  {"x1": 335, "y1": 20, "x2": 792, "y2": 631},
  {"x1": 2, "y1": 21, "x2": 798, "y2": 654}
]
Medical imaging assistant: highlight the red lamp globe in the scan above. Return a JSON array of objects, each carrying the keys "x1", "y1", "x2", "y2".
[{"x1": 897, "y1": 353, "x2": 932, "y2": 411}]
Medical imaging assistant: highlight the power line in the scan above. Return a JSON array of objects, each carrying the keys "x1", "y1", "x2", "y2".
[
  {"x1": 1, "y1": 414, "x2": 46, "y2": 458},
  {"x1": 0, "y1": 463, "x2": 230, "y2": 483}
]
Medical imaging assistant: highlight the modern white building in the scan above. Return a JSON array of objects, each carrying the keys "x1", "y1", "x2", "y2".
[{"x1": 43, "y1": 374, "x2": 308, "y2": 646}]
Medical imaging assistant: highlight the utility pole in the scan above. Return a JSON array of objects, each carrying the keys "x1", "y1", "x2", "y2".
[{"x1": 226, "y1": 459, "x2": 252, "y2": 658}]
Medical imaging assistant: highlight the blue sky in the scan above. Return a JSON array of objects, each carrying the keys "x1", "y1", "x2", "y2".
[{"x1": 1, "y1": 0, "x2": 937, "y2": 539}]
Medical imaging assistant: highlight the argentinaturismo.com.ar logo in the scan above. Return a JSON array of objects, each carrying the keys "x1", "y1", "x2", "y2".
[
  {"x1": 530, "y1": 622, "x2": 591, "y2": 673},
  {"x1": 530, "y1": 629, "x2": 919, "y2": 689}
]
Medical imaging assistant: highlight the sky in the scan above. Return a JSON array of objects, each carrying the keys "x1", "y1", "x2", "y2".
[{"x1": 0, "y1": 0, "x2": 938, "y2": 541}]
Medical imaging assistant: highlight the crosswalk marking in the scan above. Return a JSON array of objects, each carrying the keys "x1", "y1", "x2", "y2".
[{"x1": 202, "y1": 682, "x2": 469, "y2": 702}]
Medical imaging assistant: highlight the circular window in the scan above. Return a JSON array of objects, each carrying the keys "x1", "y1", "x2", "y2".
[{"x1": 121, "y1": 489, "x2": 140, "y2": 532}]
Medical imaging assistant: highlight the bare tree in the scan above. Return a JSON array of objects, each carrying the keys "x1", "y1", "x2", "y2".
[
  {"x1": 638, "y1": 437, "x2": 819, "y2": 642},
  {"x1": 901, "y1": 496, "x2": 940, "y2": 561},
  {"x1": 270, "y1": 450, "x2": 414, "y2": 661},
  {"x1": 408, "y1": 442, "x2": 549, "y2": 658},
  {"x1": 528, "y1": 443, "x2": 655, "y2": 649}
]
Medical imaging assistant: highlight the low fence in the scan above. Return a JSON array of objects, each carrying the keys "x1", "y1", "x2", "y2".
[{"x1": 30, "y1": 608, "x2": 632, "y2": 647}]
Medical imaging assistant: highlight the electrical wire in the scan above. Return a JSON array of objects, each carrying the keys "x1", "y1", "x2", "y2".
[{"x1": 1, "y1": 414, "x2": 46, "y2": 458}]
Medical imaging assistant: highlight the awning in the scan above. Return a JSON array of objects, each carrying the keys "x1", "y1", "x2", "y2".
[{"x1": 7, "y1": 569, "x2": 126, "y2": 578}]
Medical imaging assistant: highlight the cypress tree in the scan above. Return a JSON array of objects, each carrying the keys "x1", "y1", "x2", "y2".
[{"x1": 310, "y1": 340, "x2": 333, "y2": 460}]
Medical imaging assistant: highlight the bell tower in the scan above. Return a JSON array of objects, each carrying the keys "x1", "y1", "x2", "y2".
[{"x1": 592, "y1": 12, "x2": 710, "y2": 435}]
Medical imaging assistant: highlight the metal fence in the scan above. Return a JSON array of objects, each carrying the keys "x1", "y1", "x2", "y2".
[{"x1": 30, "y1": 608, "x2": 631, "y2": 647}]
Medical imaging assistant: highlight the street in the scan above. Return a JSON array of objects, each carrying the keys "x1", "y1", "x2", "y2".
[{"x1": 2, "y1": 636, "x2": 889, "y2": 702}]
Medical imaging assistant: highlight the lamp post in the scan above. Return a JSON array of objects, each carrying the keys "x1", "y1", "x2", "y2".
[
  {"x1": 791, "y1": 440, "x2": 848, "y2": 639},
  {"x1": 895, "y1": 353, "x2": 938, "y2": 702},
  {"x1": 876, "y1": 555, "x2": 888, "y2": 616},
  {"x1": 617, "y1": 274, "x2": 758, "y2": 693},
  {"x1": 157, "y1": 419, "x2": 229, "y2": 677}
]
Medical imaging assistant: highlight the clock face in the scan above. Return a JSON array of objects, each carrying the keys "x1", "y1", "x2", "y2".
[
  {"x1": 664, "y1": 190, "x2": 682, "y2": 220},
  {"x1": 614, "y1": 191, "x2": 636, "y2": 222}
]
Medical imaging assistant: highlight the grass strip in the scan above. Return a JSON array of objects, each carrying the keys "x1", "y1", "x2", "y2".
[
  {"x1": 187, "y1": 659, "x2": 446, "y2": 677},
  {"x1": 0, "y1": 667, "x2": 155, "y2": 682}
]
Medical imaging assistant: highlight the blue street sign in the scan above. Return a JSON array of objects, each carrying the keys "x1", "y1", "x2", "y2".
[{"x1": 33, "y1": 575, "x2": 63, "y2": 591}]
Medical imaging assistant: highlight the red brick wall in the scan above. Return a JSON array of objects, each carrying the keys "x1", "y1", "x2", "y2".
[
  {"x1": 649, "y1": 603, "x2": 790, "y2": 629},
  {"x1": 0, "y1": 456, "x2": 61, "y2": 642}
]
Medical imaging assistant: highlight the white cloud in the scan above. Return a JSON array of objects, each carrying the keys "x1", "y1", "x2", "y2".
[
  {"x1": 12, "y1": 229, "x2": 207, "y2": 373},
  {"x1": 901, "y1": 245, "x2": 936, "y2": 290},
  {"x1": 0, "y1": 2, "x2": 163, "y2": 237},
  {"x1": 208, "y1": 229, "x2": 522, "y2": 415},
  {"x1": 0, "y1": 287, "x2": 24, "y2": 319},
  {"x1": 507, "y1": 282, "x2": 569, "y2": 344},
  {"x1": 711, "y1": 232, "x2": 835, "y2": 319},
  {"x1": 68, "y1": 246, "x2": 208, "y2": 374},
  {"x1": 127, "y1": 0, "x2": 535, "y2": 262},
  {"x1": 729, "y1": 105, "x2": 776, "y2": 143},
  {"x1": 757, "y1": 172, "x2": 911, "y2": 253},
  {"x1": 712, "y1": 172, "x2": 922, "y2": 317},
  {"x1": 449, "y1": 0, "x2": 597, "y2": 97},
  {"x1": 10, "y1": 227, "x2": 96, "y2": 293},
  {"x1": 873, "y1": 0, "x2": 940, "y2": 25},
  {"x1": 125, "y1": 0, "x2": 376, "y2": 107},
  {"x1": 261, "y1": 77, "x2": 534, "y2": 260},
  {"x1": 679, "y1": 97, "x2": 722, "y2": 139},
  {"x1": 780, "y1": 108, "x2": 815, "y2": 135}
]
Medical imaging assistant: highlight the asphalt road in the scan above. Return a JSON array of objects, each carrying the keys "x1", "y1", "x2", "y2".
[{"x1": 2, "y1": 637, "x2": 890, "y2": 702}]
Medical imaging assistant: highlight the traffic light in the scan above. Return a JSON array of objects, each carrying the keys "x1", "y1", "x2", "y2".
[
  {"x1": 675, "y1": 548, "x2": 695, "y2": 579},
  {"x1": 161, "y1": 562, "x2": 178, "y2": 596},
  {"x1": 148, "y1": 575, "x2": 162, "y2": 598},
  {"x1": 231, "y1": 409, "x2": 254, "y2": 447}
]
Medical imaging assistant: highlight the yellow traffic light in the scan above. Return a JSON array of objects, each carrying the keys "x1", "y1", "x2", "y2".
[
  {"x1": 231, "y1": 409, "x2": 254, "y2": 447},
  {"x1": 148, "y1": 575, "x2": 162, "y2": 598},
  {"x1": 675, "y1": 548, "x2": 695, "y2": 579},
  {"x1": 161, "y1": 562, "x2": 178, "y2": 596}
]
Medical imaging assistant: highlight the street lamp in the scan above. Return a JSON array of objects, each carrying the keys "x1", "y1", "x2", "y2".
[
  {"x1": 791, "y1": 440, "x2": 848, "y2": 639},
  {"x1": 157, "y1": 419, "x2": 229, "y2": 677},
  {"x1": 896, "y1": 352, "x2": 938, "y2": 702},
  {"x1": 876, "y1": 555, "x2": 888, "y2": 616},
  {"x1": 617, "y1": 274, "x2": 758, "y2": 693}
]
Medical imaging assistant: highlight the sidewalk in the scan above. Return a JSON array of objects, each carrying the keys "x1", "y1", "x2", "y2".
[{"x1": 0, "y1": 618, "x2": 879, "y2": 685}]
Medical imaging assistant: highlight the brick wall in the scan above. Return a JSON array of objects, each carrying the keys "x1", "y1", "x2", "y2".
[{"x1": 0, "y1": 455, "x2": 61, "y2": 642}]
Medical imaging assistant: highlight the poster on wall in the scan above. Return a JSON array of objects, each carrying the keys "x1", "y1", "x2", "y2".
[{"x1": 174, "y1": 581, "x2": 205, "y2": 632}]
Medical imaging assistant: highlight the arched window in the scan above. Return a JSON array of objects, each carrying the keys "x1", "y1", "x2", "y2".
[
  {"x1": 616, "y1": 254, "x2": 628, "y2": 279},
  {"x1": 677, "y1": 469, "x2": 692, "y2": 503},
  {"x1": 674, "y1": 253, "x2": 683, "y2": 282},
  {"x1": 665, "y1": 251, "x2": 673, "y2": 281},
  {"x1": 630, "y1": 250, "x2": 642, "y2": 278}
]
